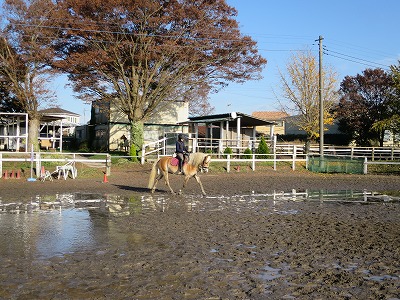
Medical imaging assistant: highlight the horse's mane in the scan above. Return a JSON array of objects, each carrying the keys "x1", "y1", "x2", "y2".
[{"x1": 188, "y1": 152, "x2": 207, "y2": 167}]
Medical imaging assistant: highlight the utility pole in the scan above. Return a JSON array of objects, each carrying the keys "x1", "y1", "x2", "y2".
[{"x1": 318, "y1": 35, "x2": 324, "y2": 157}]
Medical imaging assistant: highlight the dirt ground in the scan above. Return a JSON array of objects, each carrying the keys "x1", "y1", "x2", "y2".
[
  {"x1": 1, "y1": 163, "x2": 400, "y2": 200},
  {"x1": 0, "y1": 163, "x2": 399, "y2": 299}
]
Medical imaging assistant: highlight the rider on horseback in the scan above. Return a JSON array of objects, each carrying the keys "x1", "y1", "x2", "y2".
[{"x1": 175, "y1": 133, "x2": 188, "y2": 174}]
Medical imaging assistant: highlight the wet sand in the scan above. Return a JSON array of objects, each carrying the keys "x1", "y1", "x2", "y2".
[{"x1": 0, "y1": 163, "x2": 399, "y2": 299}]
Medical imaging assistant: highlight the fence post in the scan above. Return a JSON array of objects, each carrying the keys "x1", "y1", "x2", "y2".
[
  {"x1": 106, "y1": 154, "x2": 111, "y2": 176},
  {"x1": 252, "y1": 153, "x2": 255, "y2": 171},
  {"x1": 292, "y1": 145, "x2": 296, "y2": 170},
  {"x1": 371, "y1": 147, "x2": 375, "y2": 161},
  {"x1": 163, "y1": 138, "x2": 166, "y2": 156},
  {"x1": 0, "y1": 153, "x2": 2, "y2": 178},
  {"x1": 226, "y1": 154, "x2": 230, "y2": 173},
  {"x1": 141, "y1": 144, "x2": 145, "y2": 165},
  {"x1": 273, "y1": 152, "x2": 276, "y2": 170},
  {"x1": 305, "y1": 154, "x2": 308, "y2": 170},
  {"x1": 35, "y1": 152, "x2": 41, "y2": 178},
  {"x1": 363, "y1": 157, "x2": 368, "y2": 174}
]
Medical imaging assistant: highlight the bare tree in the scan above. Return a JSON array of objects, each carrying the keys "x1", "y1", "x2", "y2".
[
  {"x1": 0, "y1": 0, "x2": 58, "y2": 150},
  {"x1": 187, "y1": 83, "x2": 215, "y2": 116},
  {"x1": 50, "y1": 0, "x2": 266, "y2": 158},
  {"x1": 278, "y1": 49, "x2": 338, "y2": 150}
]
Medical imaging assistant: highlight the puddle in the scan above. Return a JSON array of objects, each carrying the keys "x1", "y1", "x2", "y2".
[
  {"x1": 0, "y1": 190, "x2": 398, "y2": 260},
  {"x1": 259, "y1": 264, "x2": 284, "y2": 281}
]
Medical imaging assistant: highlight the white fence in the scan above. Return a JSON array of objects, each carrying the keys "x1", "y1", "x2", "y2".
[
  {"x1": 141, "y1": 138, "x2": 400, "y2": 173},
  {"x1": 2, "y1": 143, "x2": 400, "y2": 177},
  {"x1": 0, "y1": 152, "x2": 110, "y2": 179}
]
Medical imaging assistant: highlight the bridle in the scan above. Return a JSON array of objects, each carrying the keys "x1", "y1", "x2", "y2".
[{"x1": 199, "y1": 155, "x2": 211, "y2": 173}]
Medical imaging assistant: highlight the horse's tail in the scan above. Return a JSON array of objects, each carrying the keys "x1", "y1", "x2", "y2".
[{"x1": 147, "y1": 159, "x2": 159, "y2": 189}]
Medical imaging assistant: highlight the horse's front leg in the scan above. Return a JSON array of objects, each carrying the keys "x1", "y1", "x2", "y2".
[
  {"x1": 178, "y1": 174, "x2": 191, "y2": 195},
  {"x1": 194, "y1": 174, "x2": 206, "y2": 196}
]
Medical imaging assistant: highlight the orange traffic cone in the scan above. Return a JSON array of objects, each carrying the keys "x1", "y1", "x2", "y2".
[
  {"x1": 16, "y1": 170, "x2": 21, "y2": 179},
  {"x1": 3, "y1": 170, "x2": 8, "y2": 179},
  {"x1": 41, "y1": 166, "x2": 45, "y2": 177},
  {"x1": 10, "y1": 170, "x2": 14, "y2": 179},
  {"x1": 103, "y1": 172, "x2": 109, "y2": 183}
]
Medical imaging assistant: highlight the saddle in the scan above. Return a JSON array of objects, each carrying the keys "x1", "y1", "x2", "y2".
[
  {"x1": 170, "y1": 157, "x2": 180, "y2": 166},
  {"x1": 170, "y1": 153, "x2": 190, "y2": 167}
]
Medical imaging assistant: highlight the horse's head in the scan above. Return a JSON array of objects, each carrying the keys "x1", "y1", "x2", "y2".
[{"x1": 199, "y1": 155, "x2": 211, "y2": 173}]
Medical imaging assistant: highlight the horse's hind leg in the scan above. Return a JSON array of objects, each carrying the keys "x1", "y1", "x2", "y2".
[
  {"x1": 164, "y1": 172, "x2": 175, "y2": 194},
  {"x1": 151, "y1": 173, "x2": 163, "y2": 193}
]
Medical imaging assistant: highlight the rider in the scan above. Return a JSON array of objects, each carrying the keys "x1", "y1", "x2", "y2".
[{"x1": 175, "y1": 133, "x2": 188, "y2": 174}]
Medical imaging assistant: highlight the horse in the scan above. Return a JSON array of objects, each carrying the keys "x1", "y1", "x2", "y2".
[{"x1": 148, "y1": 152, "x2": 211, "y2": 196}]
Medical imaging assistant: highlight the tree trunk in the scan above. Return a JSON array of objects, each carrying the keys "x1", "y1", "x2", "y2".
[
  {"x1": 304, "y1": 137, "x2": 312, "y2": 154},
  {"x1": 28, "y1": 117, "x2": 40, "y2": 152},
  {"x1": 379, "y1": 130, "x2": 385, "y2": 147},
  {"x1": 129, "y1": 120, "x2": 144, "y2": 162}
]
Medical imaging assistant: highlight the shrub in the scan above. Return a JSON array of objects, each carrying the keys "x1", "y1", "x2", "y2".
[
  {"x1": 223, "y1": 147, "x2": 233, "y2": 158},
  {"x1": 256, "y1": 136, "x2": 270, "y2": 159},
  {"x1": 243, "y1": 148, "x2": 252, "y2": 159}
]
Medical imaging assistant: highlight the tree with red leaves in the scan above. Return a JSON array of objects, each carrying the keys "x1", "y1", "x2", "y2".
[
  {"x1": 49, "y1": 0, "x2": 267, "y2": 157},
  {"x1": 337, "y1": 68, "x2": 396, "y2": 146},
  {"x1": 0, "y1": 0, "x2": 58, "y2": 150}
]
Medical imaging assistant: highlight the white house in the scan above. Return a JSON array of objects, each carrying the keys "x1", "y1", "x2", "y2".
[{"x1": 86, "y1": 100, "x2": 189, "y2": 151}]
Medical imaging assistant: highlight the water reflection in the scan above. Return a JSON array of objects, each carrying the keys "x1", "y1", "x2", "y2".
[
  {"x1": 0, "y1": 190, "x2": 398, "y2": 260},
  {"x1": 0, "y1": 189, "x2": 399, "y2": 215}
]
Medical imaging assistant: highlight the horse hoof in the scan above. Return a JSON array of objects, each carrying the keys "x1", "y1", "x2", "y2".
[{"x1": 178, "y1": 190, "x2": 182, "y2": 195}]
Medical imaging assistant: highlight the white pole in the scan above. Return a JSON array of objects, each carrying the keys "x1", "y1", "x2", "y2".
[{"x1": 27, "y1": 144, "x2": 36, "y2": 181}]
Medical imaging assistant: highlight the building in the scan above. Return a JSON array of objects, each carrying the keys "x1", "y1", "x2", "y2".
[
  {"x1": 0, "y1": 108, "x2": 80, "y2": 152},
  {"x1": 252, "y1": 111, "x2": 289, "y2": 136},
  {"x1": 86, "y1": 100, "x2": 189, "y2": 151},
  {"x1": 182, "y1": 112, "x2": 276, "y2": 154}
]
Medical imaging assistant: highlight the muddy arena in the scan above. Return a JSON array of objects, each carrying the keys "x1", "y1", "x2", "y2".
[{"x1": 0, "y1": 164, "x2": 399, "y2": 299}]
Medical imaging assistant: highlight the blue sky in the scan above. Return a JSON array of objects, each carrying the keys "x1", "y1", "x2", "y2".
[{"x1": 45, "y1": 1, "x2": 400, "y2": 122}]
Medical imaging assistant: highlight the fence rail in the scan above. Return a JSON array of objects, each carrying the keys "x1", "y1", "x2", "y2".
[
  {"x1": 0, "y1": 152, "x2": 110, "y2": 179},
  {"x1": 141, "y1": 139, "x2": 400, "y2": 173},
  {"x1": 2, "y1": 144, "x2": 400, "y2": 178}
]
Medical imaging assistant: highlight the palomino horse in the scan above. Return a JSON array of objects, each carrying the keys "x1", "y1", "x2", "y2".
[{"x1": 148, "y1": 152, "x2": 211, "y2": 196}]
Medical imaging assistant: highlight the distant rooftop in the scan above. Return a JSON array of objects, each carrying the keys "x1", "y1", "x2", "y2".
[
  {"x1": 39, "y1": 107, "x2": 80, "y2": 116},
  {"x1": 252, "y1": 111, "x2": 289, "y2": 121}
]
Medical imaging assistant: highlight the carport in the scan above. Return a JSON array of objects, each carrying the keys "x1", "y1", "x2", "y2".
[{"x1": 182, "y1": 112, "x2": 276, "y2": 153}]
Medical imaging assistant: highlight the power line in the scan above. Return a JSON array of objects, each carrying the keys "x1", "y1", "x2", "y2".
[
  {"x1": 324, "y1": 51, "x2": 390, "y2": 70},
  {"x1": 323, "y1": 47, "x2": 390, "y2": 69}
]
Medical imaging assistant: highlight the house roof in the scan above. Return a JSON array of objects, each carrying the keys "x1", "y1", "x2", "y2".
[
  {"x1": 252, "y1": 111, "x2": 289, "y2": 121},
  {"x1": 39, "y1": 107, "x2": 80, "y2": 116},
  {"x1": 183, "y1": 112, "x2": 276, "y2": 127},
  {"x1": 38, "y1": 108, "x2": 80, "y2": 125}
]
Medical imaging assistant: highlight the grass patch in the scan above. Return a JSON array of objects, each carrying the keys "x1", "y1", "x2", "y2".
[{"x1": 367, "y1": 163, "x2": 400, "y2": 175}]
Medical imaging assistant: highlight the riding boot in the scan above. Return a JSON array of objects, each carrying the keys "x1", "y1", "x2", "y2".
[{"x1": 178, "y1": 160, "x2": 183, "y2": 175}]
